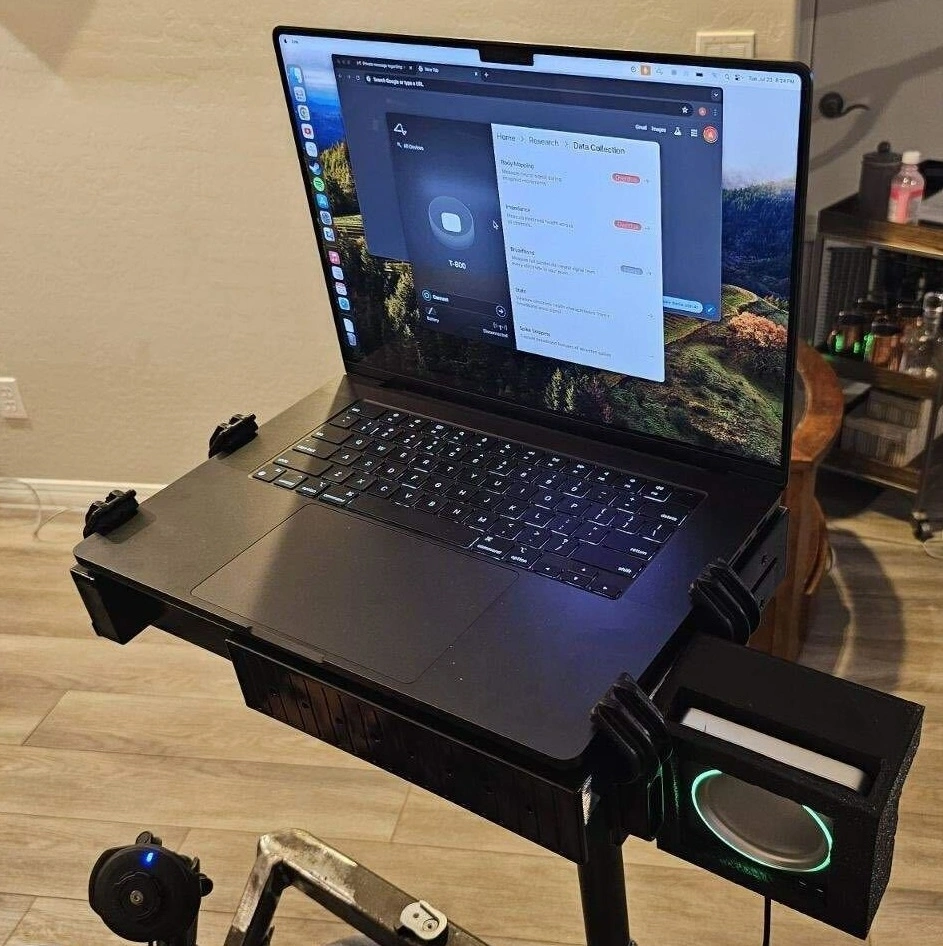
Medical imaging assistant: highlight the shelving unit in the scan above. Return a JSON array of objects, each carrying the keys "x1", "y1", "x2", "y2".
[{"x1": 806, "y1": 194, "x2": 943, "y2": 537}]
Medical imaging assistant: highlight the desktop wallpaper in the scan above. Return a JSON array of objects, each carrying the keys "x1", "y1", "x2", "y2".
[{"x1": 290, "y1": 44, "x2": 799, "y2": 467}]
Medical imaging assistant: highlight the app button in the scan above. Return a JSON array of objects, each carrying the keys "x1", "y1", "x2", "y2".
[
  {"x1": 304, "y1": 142, "x2": 318, "y2": 157},
  {"x1": 289, "y1": 66, "x2": 304, "y2": 84},
  {"x1": 322, "y1": 226, "x2": 335, "y2": 241},
  {"x1": 312, "y1": 177, "x2": 326, "y2": 192},
  {"x1": 331, "y1": 265, "x2": 344, "y2": 280},
  {"x1": 495, "y1": 304, "x2": 507, "y2": 318},
  {"x1": 316, "y1": 193, "x2": 330, "y2": 209},
  {"x1": 346, "y1": 331, "x2": 358, "y2": 346},
  {"x1": 319, "y1": 210, "x2": 333, "y2": 225},
  {"x1": 427, "y1": 196, "x2": 474, "y2": 249},
  {"x1": 293, "y1": 86, "x2": 306, "y2": 102},
  {"x1": 338, "y1": 297, "x2": 351, "y2": 311},
  {"x1": 703, "y1": 125, "x2": 719, "y2": 144},
  {"x1": 309, "y1": 161, "x2": 322, "y2": 175},
  {"x1": 421, "y1": 289, "x2": 433, "y2": 301},
  {"x1": 334, "y1": 282, "x2": 348, "y2": 296},
  {"x1": 698, "y1": 106, "x2": 708, "y2": 117},
  {"x1": 342, "y1": 318, "x2": 355, "y2": 333},
  {"x1": 301, "y1": 123, "x2": 314, "y2": 139},
  {"x1": 328, "y1": 250, "x2": 341, "y2": 265},
  {"x1": 640, "y1": 65, "x2": 651, "y2": 76},
  {"x1": 297, "y1": 105, "x2": 310, "y2": 121}
]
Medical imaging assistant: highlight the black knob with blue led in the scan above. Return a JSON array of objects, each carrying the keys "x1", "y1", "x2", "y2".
[{"x1": 88, "y1": 831, "x2": 213, "y2": 944}]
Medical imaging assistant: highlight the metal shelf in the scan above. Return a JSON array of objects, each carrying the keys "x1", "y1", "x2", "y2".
[
  {"x1": 809, "y1": 195, "x2": 943, "y2": 527},
  {"x1": 823, "y1": 450, "x2": 921, "y2": 494},
  {"x1": 819, "y1": 351, "x2": 940, "y2": 400},
  {"x1": 818, "y1": 195, "x2": 943, "y2": 260}
]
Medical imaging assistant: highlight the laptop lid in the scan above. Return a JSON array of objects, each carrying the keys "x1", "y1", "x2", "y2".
[{"x1": 274, "y1": 28, "x2": 810, "y2": 484}]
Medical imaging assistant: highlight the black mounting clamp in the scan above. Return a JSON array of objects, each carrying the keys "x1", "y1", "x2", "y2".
[
  {"x1": 689, "y1": 558, "x2": 761, "y2": 645},
  {"x1": 208, "y1": 413, "x2": 258, "y2": 458},
  {"x1": 83, "y1": 489, "x2": 139, "y2": 538},
  {"x1": 592, "y1": 672, "x2": 672, "y2": 784}
]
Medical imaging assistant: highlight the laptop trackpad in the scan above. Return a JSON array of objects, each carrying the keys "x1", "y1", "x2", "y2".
[{"x1": 193, "y1": 503, "x2": 516, "y2": 683}]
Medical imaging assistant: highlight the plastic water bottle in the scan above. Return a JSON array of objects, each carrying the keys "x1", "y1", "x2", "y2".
[
  {"x1": 887, "y1": 151, "x2": 925, "y2": 224},
  {"x1": 901, "y1": 292, "x2": 942, "y2": 378}
]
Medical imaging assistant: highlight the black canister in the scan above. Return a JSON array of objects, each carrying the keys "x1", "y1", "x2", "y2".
[{"x1": 858, "y1": 141, "x2": 901, "y2": 220}]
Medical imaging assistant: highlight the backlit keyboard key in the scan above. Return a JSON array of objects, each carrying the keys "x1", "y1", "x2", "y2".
[
  {"x1": 590, "y1": 574, "x2": 632, "y2": 598},
  {"x1": 253, "y1": 465, "x2": 285, "y2": 482},
  {"x1": 274, "y1": 471, "x2": 306, "y2": 489},
  {"x1": 472, "y1": 535, "x2": 513, "y2": 559},
  {"x1": 312, "y1": 424, "x2": 353, "y2": 443},
  {"x1": 601, "y1": 532, "x2": 660, "y2": 562},
  {"x1": 641, "y1": 501, "x2": 688, "y2": 525},
  {"x1": 640, "y1": 483, "x2": 672, "y2": 502},
  {"x1": 507, "y1": 545, "x2": 542, "y2": 568}
]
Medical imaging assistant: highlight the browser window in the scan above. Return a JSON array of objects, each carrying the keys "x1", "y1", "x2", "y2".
[{"x1": 336, "y1": 57, "x2": 724, "y2": 383}]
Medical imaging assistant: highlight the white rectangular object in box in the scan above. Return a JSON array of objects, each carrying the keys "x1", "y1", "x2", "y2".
[
  {"x1": 841, "y1": 401, "x2": 943, "y2": 466},
  {"x1": 866, "y1": 389, "x2": 926, "y2": 427}
]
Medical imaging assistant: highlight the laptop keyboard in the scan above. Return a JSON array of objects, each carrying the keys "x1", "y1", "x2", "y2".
[{"x1": 251, "y1": 401, "x2": 704, "y2": 600}]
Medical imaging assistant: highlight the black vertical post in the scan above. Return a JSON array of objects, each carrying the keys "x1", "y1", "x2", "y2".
[{"x1": 578, "y1": 812, "x2": 633, "y2": 946}]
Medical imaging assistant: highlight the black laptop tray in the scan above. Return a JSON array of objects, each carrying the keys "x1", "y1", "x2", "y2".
[{"x1": 71, "y1": 496, "x2": 787, "y2": 865}]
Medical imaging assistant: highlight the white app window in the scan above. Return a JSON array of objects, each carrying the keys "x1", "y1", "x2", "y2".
[{"x1": 491, "y1": 124, "x2": 664, "y2": 381}]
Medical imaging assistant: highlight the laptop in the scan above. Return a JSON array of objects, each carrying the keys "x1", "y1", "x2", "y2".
[{"x1": 74, "y1": 28, "x2": 810, "y2": 766}]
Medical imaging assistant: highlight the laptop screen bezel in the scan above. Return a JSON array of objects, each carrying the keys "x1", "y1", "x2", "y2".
[{"x1": 273, "y1": 25, "x2": 812, "y2": 487}]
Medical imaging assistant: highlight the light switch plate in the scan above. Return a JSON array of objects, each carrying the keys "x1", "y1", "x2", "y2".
[
  {"x1": 0, "y1": 377, "x2": 28, "y2": 420},
  {"x1": 695, "y1": 30, "x2": 756, "y2": 59}
]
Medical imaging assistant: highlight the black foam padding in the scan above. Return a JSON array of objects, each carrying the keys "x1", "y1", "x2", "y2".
[{"x1": 653, "y1": 634, "x2": 923, "y2": 939}]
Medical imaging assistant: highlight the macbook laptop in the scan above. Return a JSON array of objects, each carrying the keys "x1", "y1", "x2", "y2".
[{"x1": 74, "y1": 28, "x2": 810, "y2": 765}]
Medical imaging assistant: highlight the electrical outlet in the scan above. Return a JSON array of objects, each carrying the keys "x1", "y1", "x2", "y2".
[
  {"x1": 0, "y1": 377, "x2": 28, "y2": 420},
  {"x1": 695, "y1": 30, "x2": 756, "y2": 59}
]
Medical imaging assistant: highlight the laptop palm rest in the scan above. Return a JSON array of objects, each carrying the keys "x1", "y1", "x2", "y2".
[{"x1": 193, "y1": 503, "x2": 517, "y2": 684}]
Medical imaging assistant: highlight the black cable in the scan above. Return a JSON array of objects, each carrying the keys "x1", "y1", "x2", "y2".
[{"x1": 762, "y1": 896, "x2": 772, "y2": 946}]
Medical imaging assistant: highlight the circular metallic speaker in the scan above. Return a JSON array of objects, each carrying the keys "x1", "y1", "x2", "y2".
[{"x1": 691, "y1": 770, "x2": 832, "y2": 872}]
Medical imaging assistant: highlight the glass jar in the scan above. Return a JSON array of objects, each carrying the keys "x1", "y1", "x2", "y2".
[
  {"x1": 901, "y1": 292, "x2": 942, "y2": 378},
  {"x1": 827, "y1": 310, "x2": 869, "y2": 358},
  {"x1": 896, "y1": 301, "x2": 923, "y2": 338},
  {"x1": 864, "y1": 318, "x2": 903, "y2": 370}
]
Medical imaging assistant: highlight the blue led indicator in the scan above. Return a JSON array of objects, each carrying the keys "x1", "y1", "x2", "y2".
[{"x1": 143, "y1": 851, "x2": 156, "y2": 866}]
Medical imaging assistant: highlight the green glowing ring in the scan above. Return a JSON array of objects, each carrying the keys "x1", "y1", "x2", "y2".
[{"x1": 690, "y1": 769, "x2": 832, "y2": 873}]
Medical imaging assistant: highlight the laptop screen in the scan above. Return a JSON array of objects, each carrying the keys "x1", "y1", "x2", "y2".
[{"x1": 275, "y1": 30, "x2": 808, "y2": 470}]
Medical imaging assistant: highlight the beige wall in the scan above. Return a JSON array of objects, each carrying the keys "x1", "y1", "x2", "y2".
[
  {"x1": 804, "y1": 0, "x2": 943, "y2": 219},
  {"x1": 0, "y1": 1, "x2": 800, "y2": 486}
]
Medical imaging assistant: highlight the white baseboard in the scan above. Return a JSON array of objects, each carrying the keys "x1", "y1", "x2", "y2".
[{"x1": 0, "y1": 477, "x2": 166, "y2": 511}]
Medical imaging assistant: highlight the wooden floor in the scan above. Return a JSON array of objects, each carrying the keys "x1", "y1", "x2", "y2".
[{"x1": 0, "y1": 479, "x2": 940, "y2": 946}]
